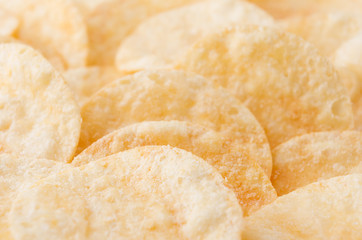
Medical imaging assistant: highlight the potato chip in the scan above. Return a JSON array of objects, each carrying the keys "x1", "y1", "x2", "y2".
[
  {"x1": 271, "y1": 131, "x2": 362, "y2": 195},
  {"x1": 10, "y1": 146, "x2": 243, "y2": 239},
  {"x1": 0, "y1": 153, "x2": 70, "y2": 239},
  {"x1": 87, "y1": 0, "x2": 200, "y2": 65},
  {"x1": 0, "y1": 43, "x2": 81, "y2": 162},
  {"x1": 74, "y1": 120, "x2": 277, "y2": 215},
  {"x1": 333, "y1": 32, "x2": 362, "y2": 130},
  {"x1": 281, "y1": 12, "x2": 362, "y2": 56},
  {"x1": 78, "y1": 70, "x2": 272, "y2": 176},
  {"x1": 0, "y1": 8, "x2": 18, "y2": 37},
  {"x1": 244, "y1": 174, "x2": 362, "y2": 240},
  {"x1": 177, "y1": 26, "x2": 354, "y2": 148},
  {"x1": 0, "y1": 0, "x2": 88, "y2": 70},
  {"x1": 116, "y1": 0, "x2": 275, "y2": 72},
  {"x1": 63, "y1": 66, "x2": 124, "y2": 106}
]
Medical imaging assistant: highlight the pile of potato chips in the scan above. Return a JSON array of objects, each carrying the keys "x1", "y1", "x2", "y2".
[{"x1": 0, "y1": 0, "x2": 361, "y2": 239}]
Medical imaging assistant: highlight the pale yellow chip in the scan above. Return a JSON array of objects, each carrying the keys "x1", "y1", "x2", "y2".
[
  {"x1": 0, "y1": 8, "x2": 18, "y2": 37},
  {"x1": 63, "y1": 66, "x2": 124, "y2": 106},
  {"x1": 333, "y1": 32, "x2": 362, "y2": 130},
  {"x1": 74, "y1": 120, "x2": 277, "y2": 215},
  {"x1": 0, "y1": 153, "x2": 70, "y2": 239},
  {"x1": 177, "y1": 26, "x2": 354, "y2": 148},
  {"x1": 87, "y1": 0, "x2": 200, "y2": 65},
  {"x1": 116, "y1": 0, "x2": 275, "y2": 73},
  {"x1": 0, "y1": 43, "x2": 81, "y2": 162},
  {"x1": 0, "y1": 0, "x2": 88, "y2": 70},
  {"x1": 79, "y1": 70, "x2": 272, "y2": 176},
  {"x1": 281, "y1": 12, "x2": 362, "y2": 57},
  {"x1": 271, "y1": 131, "x2": 362, "y2": 195},
  {"x1": 244, "y1": 174, "x2": 362, "y2": 240},
  {"x1": 10, "y1": 146, "x2": 243, "y2": 239}
]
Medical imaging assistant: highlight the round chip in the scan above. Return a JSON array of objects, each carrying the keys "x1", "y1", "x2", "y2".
[
  {"x1": 0, "y1": 153, "x2": 70, "y2": 239},
  {"x1": 333, "y1": 32, "x2": 362, "y2": 131},
  {"x1": 10, "y1": 146, "x2": 244, "y2": 239},
  {"x1": 271, "y1": 131, "x2": 362, "y2": 195},
  {"x1": 87, "y1": 0, "x2": 199, "y2": 65},
  {"x1": 0, "y1": 43, "x2": 81, "y2": 162},
  {"x1": 177, "y1": 26, "x2": 354, "y2": 148},
  {"x1": 0, "y1": 8, "x2": 18, "y2": 37},
  {"x1": 281, "y1": 12, "x2": 362, "y2": 56},
  {"x1": 79, "y1": 70, "x2": 272, "y2": 176},
  {"x1": 63, "y1": 66, "x2": 124, "y2": 106},
  {"x1": 244, "y1": 174, "x2": 362, "y2": 240},
  {"x1": 116, "y1": 0, "x2": 275, "y2": 72},
  {"x1": 0, "y1": 0, "x2": 88, "y2": 70},
  {"x1": 74, "y1": 120, "x2": 277, "y2": 215}
]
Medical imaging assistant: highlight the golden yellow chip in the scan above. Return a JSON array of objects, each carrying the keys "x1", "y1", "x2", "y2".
[
  {"x1": 79, "y1": 70, "x2": 272, "y2": 176},
  {"x1": 74, "y1": 120, "x2": 277, "y2": 215},
  {"x1": 0, "y1": 153, "x2": 70, "y2": 239},
  {"x1": 87, "y1": 0, "x2": 200, "y2": 65},
  {"x1": 281, "y1": 12, "x2": 362, "y2": 57},
  {"x1": 271, "y1": 131, "x2": 362, "y2": 195},
  {"x1": 0, "y1": 43, "x2": 81, "y2": 162},
  {"x1": 116, "y1": 0, "x2": 275, "y2": 73},
  {"x1": 0, "y1": 8, "x2": 18, "y2": 37},
  {"x1": 63, "y1": 66, "x2": 124, "y2": 106},
  {"x1": 177, "y1": 26, "x2": 354, "y2": 148},
  {"x1": 0, "y1": 0, "x2": 88, "y2": 70},
  {"x1": 333, "y1": 32, "x2": 362, "y2": 131},
  {"x1": 244, "y1": 174, "x2": 362, "y2": 240},
  {"x1": 10, "y1": 146, "x2": 243, "y2": 239}
]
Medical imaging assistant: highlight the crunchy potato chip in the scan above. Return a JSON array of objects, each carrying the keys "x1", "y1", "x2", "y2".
[
  {"x1": 177, "y1": 26, "x2": 354, "y2": 148},
  {"x1": 63, "y1": 66, "x2": 124, "y2": 106},
  {"x1": 0, "y1": 43, "x2": 81, "y2": 162},
  {"x1": 244, "y1": 174, "x2": 362, "y2": 240},
  {"x1": 0, "y1": 8, "x2": 18, "y2": 37},
  {"x1": 78, "y1": 70, "x2": 272, "y2": 176},
  {"x1": 74, "y1": 120, "x2": 277, "y2": 215},
  {"x1": 333, "y1": 32, "x2": 362, "y2": 130},
  {"x1": 271, "y1": 131, "x2": 362, "y2": 195},
  {"x1": 281, "y1": 12, "x2": 362, "y2": 56},
  {"x1": 87, "y1": 0, "x2": 200, "y2": 65},
  {"x1": 0, "y1": 153, "x2": 70, "y2": 239},
  {"x1": 0, "y1": 0, "x2": 88, "y2": 70},
  {"x1": 10, "y1": 146, "x2": 243, "y2": 239},
  {"x1": 72, "y1": 0, "x2": 114, "y2": 15},
  {"x1": 116, "y1": 0, "x2": 274, "y2": 72}
]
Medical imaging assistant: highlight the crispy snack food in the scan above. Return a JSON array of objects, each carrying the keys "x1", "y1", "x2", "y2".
[
  {"x1": 333, "y1": 32, "x2": 362, "y2": 130},
  {"x1": 63, "y1": 66, "x2": 124, "y2": 106},
  {"x1": 0, "y1": 43, "x2": 81, "y2": 162},
  {"x1": 272, "y1": 131, "x2": 362, "y2": 195},
  {"x1": 10, "y1": 146, "x2": 244, "y2": 239},
  {"x1": 0, "y1": 154, "x2": 70, "y2": 239},
  {"x1": 78, "y1": 70, "x2": 272, "y2": 176},
  {"x1": 0, "y1": 0, "x2": 88, "y2": 70},
  {"x1": 244, "y1": 174, "x2": 362, "y2": 240},
  {"x1": 177, "y1": 26, "x2": 354, "y2": 148},
  {"x1": 74, "y1": 120, "x2": 277, "y2": 215},
  {"x1": 116, "y1": 0, "x2": 274, "y2": 72},
  {"x1": 0, "y1": 8, "x2": 18, "y2": 37}
]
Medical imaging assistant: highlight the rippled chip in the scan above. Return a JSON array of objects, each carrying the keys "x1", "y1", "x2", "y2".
[
  {"x1": 74, "y1": 120, "x2": 277, "y2": 215},
  {"x1": 0, "y1": 8, "x2": 18, "y2": 37},
  {"x1": 10, "y1": 146, "x2": 243, "y2": 239},
  {"x1": 79, "y1": 70, "x2": 272, "y2": 176},
  {"x1": 116, "y1": 0, "x2": 274, "y2": 72},
  {"x1": 63, "y1": 66, "x2": 124, "y2": 106},
  {"x1": 272, "y1": 131, "x2": 362, "y2": 195},
  {"x1": 0, "y1": 43, "x2": 81, "y2": 162},
  {"x1": 281, "y1": 12, "x2": 362, "y2": 56},
  {"x1": 0, "y1": 0, "x2": 88, "y2": 70},
  {"x1": 333, "y1": 32, "x2": 362, "y2": 131},
  {"x1": 244, "y1": 174, "x2": 362, "y2": 240},
  {"x1": 0, "y1": 154, "x2": 70, "y2": 239},
  {"x1": 87, "y1": 0, "x2": 200, "y2": 65},
  {"x1": 177, "y1": 26, "x2": 353, "y2": 148}
]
